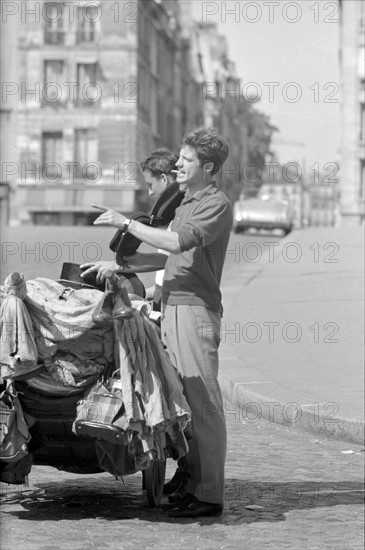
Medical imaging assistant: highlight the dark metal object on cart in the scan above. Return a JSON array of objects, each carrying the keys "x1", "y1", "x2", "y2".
[{"x1": 60, "y1": 262, "x2": 103, "y2": 290}]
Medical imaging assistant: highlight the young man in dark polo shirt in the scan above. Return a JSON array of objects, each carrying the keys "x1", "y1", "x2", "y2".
[{"x1": 91, "y1": 128, "x2": 233, "y2": 517}]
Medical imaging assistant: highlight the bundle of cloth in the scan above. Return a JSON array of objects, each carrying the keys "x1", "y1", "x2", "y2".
[
  {"x1": 0, "y1": 272, "x2": 191, "y2": 471},
  {"x1": 0, "y1": 272, "x2": 113, "y2": 393}
]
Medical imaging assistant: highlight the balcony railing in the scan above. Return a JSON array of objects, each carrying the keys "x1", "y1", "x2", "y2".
[
  {"x1": 74, "y1": 97, "x2": 101, "y2": 108},
  {"x1": 44, "y1": 31, "x2": 66, "y2": 45}
]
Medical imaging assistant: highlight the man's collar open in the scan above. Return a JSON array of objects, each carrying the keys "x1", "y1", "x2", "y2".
[{"x1": 182, "y1": 182, "x2": 217, "y2": 204}]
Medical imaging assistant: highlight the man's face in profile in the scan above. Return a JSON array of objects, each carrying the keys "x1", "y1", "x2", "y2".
[{"x1": 143, "y1": 169, "x2": 168, "y2": 199}]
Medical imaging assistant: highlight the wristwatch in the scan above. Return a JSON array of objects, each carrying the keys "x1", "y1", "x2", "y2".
[{"x1": 122, "y1": 218, "x2": 132, "y2": 233}]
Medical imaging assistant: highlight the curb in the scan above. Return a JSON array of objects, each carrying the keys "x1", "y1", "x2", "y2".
[{"x1": 218, "y1": 373, "x2": 365, "y2": 445}]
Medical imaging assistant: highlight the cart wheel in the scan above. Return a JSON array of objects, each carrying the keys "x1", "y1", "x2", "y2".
[{"x1": 144, "y1": 458, "x2": 166, "y2": 507}]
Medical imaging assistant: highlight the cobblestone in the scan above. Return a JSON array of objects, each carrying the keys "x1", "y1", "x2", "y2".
[{"x1": 1, "y1": 416, "x2": 364, "y2": 550}]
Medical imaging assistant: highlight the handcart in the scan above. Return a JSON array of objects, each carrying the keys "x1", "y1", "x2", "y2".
[
  {"x1": 15, "y1": 379, "x2": 167, "y2": 507},
  {"x1": 0, "y1": 268, "x2": 190, "y2": 508}
]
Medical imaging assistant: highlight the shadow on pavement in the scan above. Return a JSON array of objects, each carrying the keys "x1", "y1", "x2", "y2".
[{"x1": 2, "y1": 477, "x2": 364, "y2": 526}]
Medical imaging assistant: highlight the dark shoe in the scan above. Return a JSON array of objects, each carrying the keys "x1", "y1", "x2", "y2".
[
  {"x1": 168, "y1": 485, "x2": 188, "y2": 504},
  {"x1": 112, "y1": 295, "x2": 134, "y2": 319},
  {"x1": 163, "y1": 467, "x2": 190, "y2": 496},
  {"x1": 166, "y1": 494, "x2": 223, "y2": 518},
  {"x1": 161, "y1": 492, "x2": 191, "y2": 511},
  {"x1": 92, "y1": 291, "x2": 114, "y2": 326}
]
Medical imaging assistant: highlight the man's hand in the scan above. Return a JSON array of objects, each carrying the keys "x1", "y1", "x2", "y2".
[
  {"x1": 80, "y1": 260, "x2": 118, "y2": 284},
  {"x1": 92, "y1": 204, "x2": 126, "y2": 228}
]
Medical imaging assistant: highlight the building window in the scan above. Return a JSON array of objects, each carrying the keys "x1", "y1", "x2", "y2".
[
  {"x1": 76, "y1": 5, "x2": 98, "y2": 43},
  {"x1": 43, "y1": 60, "x2": 65, "y2": 105},
  {"x1": 138, "y1": 65, "x2": 149, "y2": 115},
  {"x1": 42, "y1": 131, "x2": 63, "y2": 178},
  {"x1": 76, "y1": 63, "x2": 100, "y2": 106},
  {"x1": 44, "y1": 3, "x2": 65, "y2": 45},
  {"x1": 74, "y1": 129, "x2": 98, "y2": 179}
]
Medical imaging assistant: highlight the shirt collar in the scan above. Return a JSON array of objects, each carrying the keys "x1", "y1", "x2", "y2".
[{"x1": 182, "y1": 182, "x2": 218, "y2": 204}]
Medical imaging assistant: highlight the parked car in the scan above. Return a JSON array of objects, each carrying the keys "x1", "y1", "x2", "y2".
[{"x1": 233, "y1": 198, "x2": 294, "y2": 235}]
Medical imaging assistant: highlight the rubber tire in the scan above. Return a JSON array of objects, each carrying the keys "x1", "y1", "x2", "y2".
[
  {"x1": 143, "y1": 458, "x2": 166, "y2": 507},
  {"x1": 283, "y1": 226, "x2": 293, "y2": 236}
]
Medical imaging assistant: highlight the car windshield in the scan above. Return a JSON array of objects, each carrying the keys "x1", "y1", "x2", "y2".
[{"x1": 241, "y1": 200, "x2": 287, "y2": 214}]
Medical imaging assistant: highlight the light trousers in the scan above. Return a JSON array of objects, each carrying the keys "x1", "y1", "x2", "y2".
[{"x1": 162, "y1": 304, "x2": 226, "y2": 504}]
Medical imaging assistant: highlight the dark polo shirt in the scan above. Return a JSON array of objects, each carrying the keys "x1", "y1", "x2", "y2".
[{"x1": 162, "y1": 182, "x2": 233, "y2": 313}]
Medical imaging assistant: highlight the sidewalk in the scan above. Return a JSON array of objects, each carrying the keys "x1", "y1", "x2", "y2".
[{"x1": 218, "y1": 227, "x2": 364, "y2": 444}]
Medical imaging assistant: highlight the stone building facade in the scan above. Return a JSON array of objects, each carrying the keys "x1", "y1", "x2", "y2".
[
  {"x1": 339, "y1": 0, "x2": 365, "y2": 224},
  {"x1": 195, "y1": 22, "x2": 250, "y2": 202},
  {"x1": 3, "y1": 0, "x2": 202, "y2": 225}
]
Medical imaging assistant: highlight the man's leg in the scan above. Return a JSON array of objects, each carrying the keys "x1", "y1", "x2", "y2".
[{"x1": 162, "y1": 304, "x2": 226, "y2": 505}]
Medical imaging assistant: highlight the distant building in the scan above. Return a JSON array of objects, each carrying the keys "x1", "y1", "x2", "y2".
[
  {"x1": 4, "y1": 0, "x2": 202, "y2": 225},
  {"x1": 339, "y1": 0, "x2": 365, "y2": 224},
  {"x1": 195, "y1": 22, "x2": 249, "y2": 202},
  {"x1": 0, "y1": 4, "x2": 19, "y2": 224},
  {"x1": 309, "y1": 182, "x2": 336, "y2": 227}
]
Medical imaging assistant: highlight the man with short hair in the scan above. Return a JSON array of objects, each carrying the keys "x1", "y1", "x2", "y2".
[
  {"x1": 141, "y1": 147, "x2": 178, "y2": 200},
  {"x1": 90, "y1": 128, "x2": 233, "y2": 517},
  {"x1": 139, "y1": 148, "x2": 179, "y2": 310}
]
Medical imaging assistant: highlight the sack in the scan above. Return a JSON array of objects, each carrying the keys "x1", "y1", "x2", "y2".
[
  {"x1": 16, "y1": 381, "x2": 81, "y2": 417},
  {"x1": 72, "y1": 380, "x2": 130, "y2": 445},
  {"x1": 109, "y1": 182, "x2": 185, "y2": 264},
  {"x1": 0, "y1": 292, "x2": 39, "y2": 379},
  {"x1": 0, "y1": 380, "x2": 31, "y2": 462}
]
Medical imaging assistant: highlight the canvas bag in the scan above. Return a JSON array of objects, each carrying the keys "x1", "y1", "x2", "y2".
[
  {"x1": 72, "y1": 380, "x2": 130, "y2": 445},
  {"x1": 0, "y1": 380, "x2": 31, "y2": 462}
]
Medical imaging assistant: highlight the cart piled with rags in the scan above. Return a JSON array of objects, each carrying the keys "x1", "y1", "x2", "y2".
[{"x1": 0, "y1": 269, "x2": 191, "y2": 507}]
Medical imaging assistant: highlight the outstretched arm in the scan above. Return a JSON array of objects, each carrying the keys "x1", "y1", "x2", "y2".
[{"x1": 92, "y1": 204, "x2": 181, "y2": 254}]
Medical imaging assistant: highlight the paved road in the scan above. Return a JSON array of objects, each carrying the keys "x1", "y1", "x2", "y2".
[
  {"x1": 1, "y1": 226, "x2": 363, "y2": 548},
  {"x1": 0, "y1": 223, "x2": 279, "y2": 284},
  {"x1": 1, "y1": 414, "x2": 363, "y2": 550},
  {"x1": 218, "y1": 227, "x2": 364, "y2": 442}
]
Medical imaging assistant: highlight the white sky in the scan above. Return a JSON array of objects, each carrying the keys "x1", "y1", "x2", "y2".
[{"x1": 191, "y1": 0, "x2": 341, "y2": 171}]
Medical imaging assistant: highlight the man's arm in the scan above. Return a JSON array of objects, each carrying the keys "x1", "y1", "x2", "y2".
[
  {"x1": 80, "y1": 252, "x2": 168, "y2": 282},
  {"x1": 92, "y1": 204, "x2": 181, "y2": 254}
]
